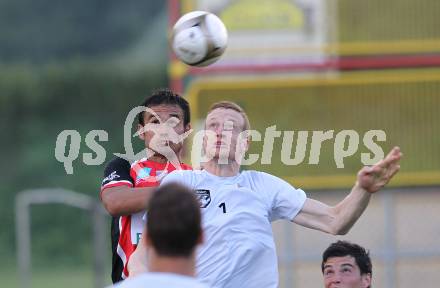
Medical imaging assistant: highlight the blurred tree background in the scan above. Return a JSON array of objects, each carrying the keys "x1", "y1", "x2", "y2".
[
  {"x1": 0, "y1": 0, "x2": 169, "y2": 277},
  {"x1": 2, "y1": 0, "x2": 440, "y2": 286}
]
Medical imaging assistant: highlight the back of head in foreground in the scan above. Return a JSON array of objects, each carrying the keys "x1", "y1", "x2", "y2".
[
  {"x1": 112, "y1": 183, "x2": 205, "y2": 288},
  {"x1": 146, "y1": 182, "x2": 202, "y2": 259},
  {"x1": 322, "y1": 240, "x2": 372, "y2": 288}
]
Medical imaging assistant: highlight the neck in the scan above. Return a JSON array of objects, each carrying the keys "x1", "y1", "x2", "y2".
[
  {"x1": 148, "y1": 154, "x2": 168, "y2": 164},
  {"x1": 149, "y1": 254, "x2": 196, "y2": 277},
  {"x1": 148, "y1": 153, "x2": 180, "y2": 164},
  {"x1": 203, "y1": 159, "x2": 240, "y2": 177}
]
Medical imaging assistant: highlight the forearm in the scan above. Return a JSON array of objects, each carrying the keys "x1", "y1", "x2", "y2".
[
  {"x1": 293, "y1": 147, "x2": 401, "y2": 235},
  {"x1": 331, "y1": 182, "x2": 371, "y2": 234},
  {"x1": 101, "y1": 186, "x2": 155, "y2": 216}
]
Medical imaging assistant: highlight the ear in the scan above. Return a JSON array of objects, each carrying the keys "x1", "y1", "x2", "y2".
[
  {"x1": 245, "y1": 134, "x2": 251, "y2": 151},
  {"x1": 238, "y1": 133, "x2": 250, "y2": 153},
  {"x1": 137, "y1": 124, "x2": 146, "y2": 141},
  {"x1": 185, "y1": 123, "x2": 192, "y2": 132},
  {"x1": 143, "y1": 231, "x2": 152, "y2": 248},
  {"x1": 197, "y1": 230, "x2": 204, "y2": 245},
  {"x1": 361, "y1": 273, "x2": 372, "y2": 288}
]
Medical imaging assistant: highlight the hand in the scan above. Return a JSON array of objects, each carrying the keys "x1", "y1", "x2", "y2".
[{"x1": 357, "y1": 146, "x2": 402, "y2": 193}]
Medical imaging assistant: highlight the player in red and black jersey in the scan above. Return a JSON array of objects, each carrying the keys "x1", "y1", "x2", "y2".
[{"x1": 101, "y1": 89, "x2": 192, "y2": 283}]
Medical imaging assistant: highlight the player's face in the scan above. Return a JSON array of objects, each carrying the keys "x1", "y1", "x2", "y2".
[
  {"x1": 138, "y1": 104, "x2": 190, "y2": 157},
  {"x1": 204, "y1": 108, "x2": 248, "y2": 163},
  {"x1": 323, "y1": 256, "x2": 371, "y2": 288}
]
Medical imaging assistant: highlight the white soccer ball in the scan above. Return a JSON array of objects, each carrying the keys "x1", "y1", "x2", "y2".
[{"x1": 171, "y1": 11, "x2": 228, "y2": 67}]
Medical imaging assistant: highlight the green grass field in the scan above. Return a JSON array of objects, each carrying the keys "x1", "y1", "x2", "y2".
[{"x1": 1, "y1": 266, "x2": 112, "y2": 288}]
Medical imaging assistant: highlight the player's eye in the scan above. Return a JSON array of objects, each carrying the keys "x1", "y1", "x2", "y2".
[
  {"x1": 207, "y1": 122, "x2": 217, "y2": 129},
  {"x1": 167, "y1": 117, "x2": 180, "y2": 126},
  {"x1": 324, "y1": 270, "x2": 333, "y2": 276},
  {"x1": 149, "y1": 118, "x2": 160, "y2": 124},
  {"x1": 342, "y1": 267, "x2": 352, "y2": 273}
]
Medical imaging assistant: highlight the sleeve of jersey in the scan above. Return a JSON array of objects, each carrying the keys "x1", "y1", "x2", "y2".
[
  {"x1": 160, "y1": 170, "x2": 192, "y2": 188},
  {"x1": 258, "y1": 172, "x2": 307, "y2": 222},
  {"x1": 100, "y1": 157, "x2": 134, "y2": 196}
]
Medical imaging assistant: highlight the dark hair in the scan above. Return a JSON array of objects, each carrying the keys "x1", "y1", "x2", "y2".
[
  {"x1": 138, "y1": 88, "x2": 190, "y2": 126},
  {"x1": 146, "y1": 182, "x2": 201, "y2": 257},
  {"x1": 322, "y1": 241, "x2": 372, "y2": 277}
]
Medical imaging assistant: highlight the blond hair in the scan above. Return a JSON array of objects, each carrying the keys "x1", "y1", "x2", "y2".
[{"x1": 207, "y1": 101, "x2": 250, "y2": 131}]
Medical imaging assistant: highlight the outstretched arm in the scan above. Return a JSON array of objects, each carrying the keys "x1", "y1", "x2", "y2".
[{"x1": 293, "y1": 146, "x2": 402, "y2": 235}]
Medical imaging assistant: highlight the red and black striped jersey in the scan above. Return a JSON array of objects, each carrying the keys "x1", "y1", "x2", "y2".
[{"x1": 101, "y1": 157, "x2": 191, "y2": 283}]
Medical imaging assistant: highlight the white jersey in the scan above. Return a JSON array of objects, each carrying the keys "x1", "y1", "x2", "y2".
[
  {"x1": 111, "y1": 272, "x2": 209, "y2": 288},
  {"x1": 160, "y1": 169, "x2": 307, "y2": 288}
]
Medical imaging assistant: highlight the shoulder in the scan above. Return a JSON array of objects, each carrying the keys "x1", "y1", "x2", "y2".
[
  {"x1": 161, "y1": 169, "x2": 201, "y2": 187},
  {"x1": 241, "y1": 170, "x2": 284, "y2": 184},
  {"x1": 111, "y1": 274, "x2": 155, "y2": 288},
  {"x1": 167, "y1": 169, "x2": 198, "y2": 178},
  {"x1": 105, "y1": 157, "x2": 131, "y2": 170},
  {"x1": 102, "y1": 157, "x2": 133, "y2": 184},
  {"x1": 241, "y1": 170, "x2": 303, "y2": 196},
  {"x1": 111, "y1": 273, "x2": 208, "y2": 288}
]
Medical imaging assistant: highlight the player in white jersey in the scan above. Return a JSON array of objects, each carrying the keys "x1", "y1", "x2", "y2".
[
  {"x1": 160, "y1": 169, "x2": 305, "y2": 288},
  {"x1": 112, "y1": 182, "x2": 209, "y2": 288},
  {"x1": 128, "y1": 101, "x2": 402, "y2": 288}
]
